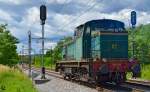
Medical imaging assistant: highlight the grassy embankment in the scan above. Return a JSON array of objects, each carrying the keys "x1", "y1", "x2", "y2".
[
  {"x1": 141, "y1": 64, "x2": 150, "y2": 80},
  {"x1": 0, "y1": 65, "x2": 38, "y2": 92}
]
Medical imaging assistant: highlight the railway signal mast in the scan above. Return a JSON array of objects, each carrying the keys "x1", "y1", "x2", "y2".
[
  {"x1": 131, "y1": 11, "x2": 136, "y2": 58},
  {"x1": 28, "y1": 31, "x2": 32, "y2": 77},
  {"x1": 40, "y1": 5, "x2": 47, "y2": 79}
]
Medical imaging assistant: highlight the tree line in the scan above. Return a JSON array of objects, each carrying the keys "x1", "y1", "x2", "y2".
[
  {"x1": 128, "y1": 24, "x2": 150, "y2": 64},
  {"x1": 0, "y1": 24, "x2": 19, "y2": 66}
]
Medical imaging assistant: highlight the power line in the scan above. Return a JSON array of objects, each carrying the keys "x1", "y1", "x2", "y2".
[
  {"x1": 58, "y1": 0, "x2": 99, "y2": 32},
  {"x1": 20, "y1": 0, "x2": 99, "y2": 50},
  {"x1": 41, "y1": 0, "x2": 47, "y2": 5},
  {"x1": 58, "y1": 0, "x2": 69, "y2": 13},
  {"x1": 59, "y1": 0, "x2": 93, "y2": 14}
]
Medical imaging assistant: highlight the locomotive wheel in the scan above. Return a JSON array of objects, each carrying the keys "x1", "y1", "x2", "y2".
[
  {"x1": 63, "y1": 74, "x2": 67, "y2": 80},
  {"x1": 122, "y1": 72, "x2": 127, "y2": 82},
  {"x1": 114, "y1": 72, "x2": 124, "y2": 84},
  {"x1": 115, "y1": 72, "x2": 126, "y2": 84},
  {"x1": 95, "y1": 76, "x2": 102, "y2": 84},
  {"x1": 95, "y1": 74, "x2": 109, "y2": 84},
  {"x1": 59, "y1": 69, "x2": 63, "y2": 75},
  {"x1": 63, "y1": 73, "x2": 72, "y2": 80}
]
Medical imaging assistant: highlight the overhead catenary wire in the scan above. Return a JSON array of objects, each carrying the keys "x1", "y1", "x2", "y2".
[
  {"x1": 58, "y1": 0, "x2": 95, "y2": 14},
  {"x1": 20, "y1": 0, "x2": 100, "y2": 50},
  {"x1": 58, "y1": 0, "x2": 69, "y2": 13},
  {"x1": 41, "y1": 0, "x2": 47, "y2": 5},
  {"x1": 57, "y1": 0, "x2": 100, "y2": 32},
  {"x1": 38, "y1": 0, "x2": 99, "y2": 36}
]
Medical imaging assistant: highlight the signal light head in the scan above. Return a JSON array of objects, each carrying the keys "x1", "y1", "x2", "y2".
[{"x1": 40, "y1": 5, "x2": 47, "y2": 21}]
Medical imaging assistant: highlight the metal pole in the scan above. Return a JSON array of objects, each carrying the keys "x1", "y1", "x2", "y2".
[
  {"x1": 33, "y1": 49, "x2": 35, "y2": 65},
  {"x1": 20, "y1": 51, "x2": 22, "y2": 64},
  {"x1": 40, "y1": 5, "x2": 46, "y2": 79},
  {"x1": 42, "y1": 24, "x2": 44, "y2": 68},
  {"x1": 20, "y1": 51, "x2": 23, "y2": 67},
  {"x1": 22, "y1": 45, "x2": 24, "y2": 64},
  {"x1": 50, "y1": 46, "x2": 52, "y2": 70},
  {"x1": 28, "y1": 31, "x2": 32, "y2": 77},
  {"x1": 41, "y1": 23, "x2": 46, "y2": 79},
  {"x1": 132, "y1": 25, "x2": 135, "y2": 58}
]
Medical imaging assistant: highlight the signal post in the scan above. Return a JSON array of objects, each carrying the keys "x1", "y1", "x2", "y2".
[
  {"x1": 131, "y1": 11, "x2": 136, "y2": 58},
  {"x1": 40, "y1": 5, "x2": 47, "y2": 79}
]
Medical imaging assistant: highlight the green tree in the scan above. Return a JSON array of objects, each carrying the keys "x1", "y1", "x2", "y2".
[
  {"x1": 52, "y1": 36, "x2": 73, "y2": 63},
  {"x1": 0, "y1": 24, "x2": 19, "y2": 66},
  {"x1": 45, "y1": 49, "x2": 53, "y2": 57},
  {"x1": 45, "y1": 36, "x2": 72, "y2": 64},
  {"x1": 128, "y1": 24, "x2": 150, "y2": 64}
]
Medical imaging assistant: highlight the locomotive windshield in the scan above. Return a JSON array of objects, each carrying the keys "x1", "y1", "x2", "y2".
[{"x1": 91, "y1": 27, "x2": 125, "y2": 37}]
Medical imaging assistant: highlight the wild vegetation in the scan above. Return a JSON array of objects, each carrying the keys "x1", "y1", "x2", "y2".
[
  {"x1": 128, "y1": 24, "x2": 150, "y2": 63},
  {"x1": 128, "y1": 24, "x2": 150, "y2": 80},
  {"x1": 0, "y1": 24, "x2": 19, "y2": 66},
  {"x1": 0, "y1": 24, "x2": 38, "y2": 92},
  {"x1": 0, "y1": 65, "x2": 38, "y2": 92}
]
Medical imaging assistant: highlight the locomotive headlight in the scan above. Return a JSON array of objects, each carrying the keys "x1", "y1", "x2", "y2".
[{"x1": 102, "y1": 58, "x2": 107, "y2": 62}]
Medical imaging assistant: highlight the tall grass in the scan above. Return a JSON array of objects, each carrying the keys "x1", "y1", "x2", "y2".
[
  {"x1": 0, "y1": 65, "x2": 38, "y2": 92},
  {"x1": 0, "y1": 65, "x2": 10, "y2": 73},
  {"x1": 141, "y1": 64, "x2": 150, "y2": 80}
]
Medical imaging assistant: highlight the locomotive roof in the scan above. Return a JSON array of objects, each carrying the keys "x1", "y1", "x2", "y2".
[
  {"x1": 64, "y1": 19, "x2": 125, "y2": 46},
  {"x1": 76, "y1": 19, "x2": 125, "y2": 29}
]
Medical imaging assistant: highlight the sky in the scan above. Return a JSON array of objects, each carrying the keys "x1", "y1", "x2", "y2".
[{"x1": 0, "y1": 0, "x2": 150, "y2": 54}]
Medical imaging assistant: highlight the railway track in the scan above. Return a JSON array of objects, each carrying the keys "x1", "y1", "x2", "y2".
[
  {"x1": 22, "y1": 66, "x2": 150, "y2": 92},
  {"x1": 122, "y1": 81, "x2": 150, "y2": 92},
  {"x1": 127, "y1": 79, "x2": 150, "y2": 86}
]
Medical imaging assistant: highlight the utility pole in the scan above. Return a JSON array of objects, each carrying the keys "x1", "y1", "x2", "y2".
[
  {"x1": 20, "y1": 51, "x2": 22, "y2": 67},
  {"x1": 40, "y1": 5, "x2": 47, "y2": 79},
  {"x1": 28, "y1": 31, "x2": 32, "y2": 77},
  {"x1": 50, "y1": 46, "x2": 53, "y2": 70},
  {"x1": 22, "y1": 45, "x2": 24, "y2": 64}
]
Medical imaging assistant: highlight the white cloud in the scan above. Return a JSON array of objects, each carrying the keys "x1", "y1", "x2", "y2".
[
  {"x1": 45, "y1": 42, "x2": 57, "y2": 49},
  {"x1": 47, "y1": 0, "x2": 71, "y2": 4},
  {"x1": 138, "y1": 12, "x2": 150, "y2": 25},
  {"x1": 0, "y1": 0, "x2": 26, "y2": 5},
  {"x1": 52, "y1": 13, "x2": 74, "y2": 31},
  {"x1": 21, "y1": 7, "x2": 40, "y2": 27},
  {"x1": 7, "y1": 7, "x2": 40, "y2": 42},
  {"x1": 6, "y1": 7, "x2": 40, "y2": 53},
  {"x1": 0, "y1": 9, "x2": 13, "y2": 22},
  {"x1": 44, "y1": 8, "x2": 150, "y2": 40},
  {"x1": 65, "y1": 9, "x2": 150, "y2": 29}
]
